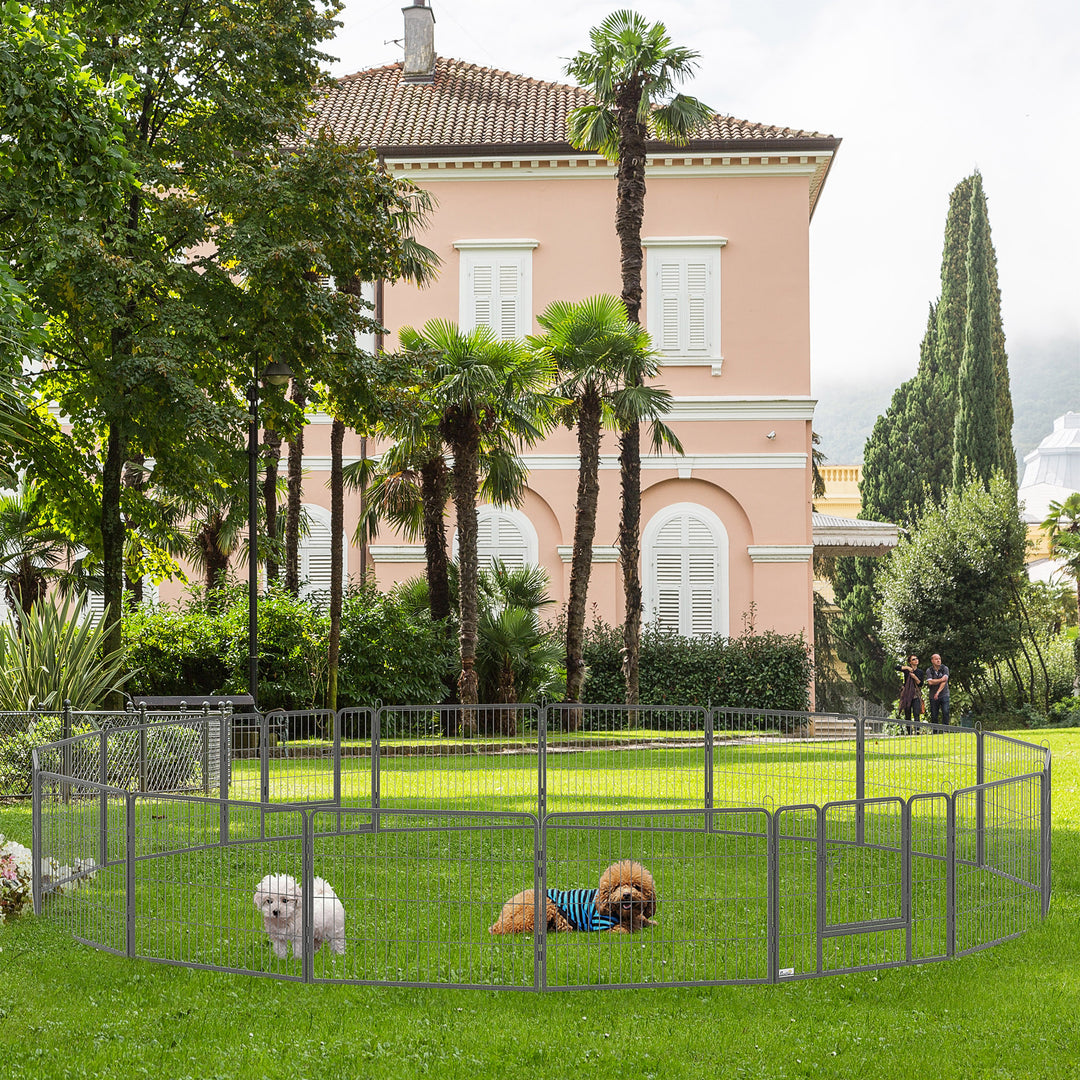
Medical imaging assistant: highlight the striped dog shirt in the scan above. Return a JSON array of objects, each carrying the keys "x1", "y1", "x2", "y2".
[{"x1": 546, "y1": 887, "x2": 619, "y2": 931}]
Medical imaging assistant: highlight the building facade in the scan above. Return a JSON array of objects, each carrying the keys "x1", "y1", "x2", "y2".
[{"x1": 289, "y1": 3, "x2": 842, "y2": 644}]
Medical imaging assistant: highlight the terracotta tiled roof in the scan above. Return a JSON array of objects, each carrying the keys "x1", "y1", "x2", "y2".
[{"x1": 311, "y1": 57, "x2": 835, "y2": 152}]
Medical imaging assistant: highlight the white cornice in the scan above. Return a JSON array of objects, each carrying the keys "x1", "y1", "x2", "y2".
[
  {"x1": 523, "y1": 453, "x2": 807, "y2": 470},
  {"x1": 556, "y1": 545, "x2": 620, "y2": 564},
  {"x1": 747, "y1": 545, "x2": 814, "y2": 563},
  {"x1": 665, "y1": 396, "x2": 817, "y2": 422},
  {"x1": 385, "y1": 156, "x2": 827, "y2": 182},
  {"x1": 369, "y1": 544, "x2": 426, "y2": 563},
  {"x1": 293, "y1": 450, "x2": 807, "y2": 472},
  {"x1": 643, "y1": 236, "x2": 728, "y2": 247},
  {"x1": 453, "y1": 238, "x2": 539, "y2": 250}
]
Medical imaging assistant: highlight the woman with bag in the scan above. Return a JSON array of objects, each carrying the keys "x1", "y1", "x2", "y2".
[{"x1": 898, "y1": 654, "x2": 924, "y2": 734}]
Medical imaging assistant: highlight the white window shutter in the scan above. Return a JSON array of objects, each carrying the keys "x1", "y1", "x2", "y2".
[
  {"x1": 300, "y1": 510, "x2": 335, "y2": 603},
  {"x1": 686, "y1": 262, "x2": 709, "y2": 353},
  {"x1": 647, "y1": 509, "x2": 722, "y2": 638},
  {"x1": 472, "y1": 263, "x2": 494, "y2": 330}
]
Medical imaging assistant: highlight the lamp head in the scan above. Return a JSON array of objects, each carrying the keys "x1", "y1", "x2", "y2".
[{"x1": 262, "y1": 360, "x2": 294, "y2": 387}]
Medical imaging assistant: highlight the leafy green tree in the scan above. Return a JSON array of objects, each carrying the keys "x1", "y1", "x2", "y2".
[
  {"x1": 397, "y1": 321, "x2": 557, "y2": 706},
  {"x1": 17, "y1": 1, "x2": 342, "y2": 682},
  {"x1": 531, "y1": 295, "x2": 680, "y2": 702},
  {"x1": 565, "y1": 10, "x2": 711, "y2": 706},
  {"x1": 0, "y1": 4, "x2": 133, "y2": 361},
  {"x1": 878, "y1": 473, "x2": 1026, "y2": 691}
]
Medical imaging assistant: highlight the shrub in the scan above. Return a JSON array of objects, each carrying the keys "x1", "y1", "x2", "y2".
[
  {"x1": 336, "y1": 589, "x2": 455, "y2": 711},
  {"x1": 0, "y1": 595, "x2": 132, "y2": 710},
  {"x1": 580, "y1": 619, "x2": 813, "y2": 712}
]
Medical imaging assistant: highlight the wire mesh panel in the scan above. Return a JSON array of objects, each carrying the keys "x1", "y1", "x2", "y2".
[
  {"x1": 543, "y1": 809, "x2": 770, "y2": 988},
  {"x1": 227, "y1": 713, "x2": 264, "y2": 802},
  {"x1": 774, "y1": 806, "x2": 820, "y2": 979},
  {"x1": 908, "y1": 793, "x2": 949, "y2": 962},
  {"x1": 129, "y1": 798, "x2": 307, "y2": 978},
  {"x1": 984, "y1": 732, "x2": 1048, "y2": 782},
  {"x1": 713, "y1": 709, "x2": 856, "y2": 810},
  {"x1": 0, "y1": 710, "x2": 62, "y2": 797},
  {"x1": 265, "y1": 710, "x2": 336, "y2": 804},
  {"x1": 819, "y1": 798, "x2": 907, "y2": 973},
  {"x1": 862, "y1": 722, "x2": 977, "y2": 800},
  {"x1": 35, "y1": 774, "x2": 123, "y2": 953},
  {"x1": 311, "y1": 808, "x2": 538, "y2": 988},
  {"x1": 376, "y1": 705, "x2": 541, "y2": 813},
  {"x1": 955, "y1": 775, "x2": 1041, "y2": 955},
  {"x1": 545, "y1": 705, "x2": 708, "y2": 814},
  {"x1": 336, "y1": 708, "x2": 375, "y2": 807},
  {"x1": 102, "y1": 718, "x2": 211, "y2": 794}
]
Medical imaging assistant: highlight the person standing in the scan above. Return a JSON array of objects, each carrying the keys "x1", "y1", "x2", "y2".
[
  {"x1": 925, "y1": 653, "x2": 950, "y2": 727},
  {"x1": 898, "y1": 654, "x2": 924, "y2": 733}
]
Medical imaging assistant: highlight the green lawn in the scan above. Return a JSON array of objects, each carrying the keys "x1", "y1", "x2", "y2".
[{"x1": 1, "y1": 728, "x2": 1075, "y2": 1079}]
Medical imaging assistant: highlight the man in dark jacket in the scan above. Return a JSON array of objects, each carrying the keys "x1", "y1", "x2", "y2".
[{"x1": 925, "y1": 653, "x2": 950, "y2": 727}]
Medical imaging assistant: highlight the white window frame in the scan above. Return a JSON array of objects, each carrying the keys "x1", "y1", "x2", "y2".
[
  {"x1": 454, "y1": 240, "x2": 538, "y2": 340},
  {"x1": 644, "y1": 237, "x2": 726, "y2": 370},
  {"x1": 452, "y1": 504, "x2": 539, "y2": 570},
  {"x1": 642, "y1": 502, "x2": 729, "y2": 638}
]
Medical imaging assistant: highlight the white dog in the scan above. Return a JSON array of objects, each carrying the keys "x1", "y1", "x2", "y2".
[{"x1": 253, "y1": 874, "x2": 346, "y2": 959}]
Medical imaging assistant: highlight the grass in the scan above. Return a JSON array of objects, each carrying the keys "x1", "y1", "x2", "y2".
[{"x1": 0, "y1": 728, "x2": 1076, "y2": 1079}]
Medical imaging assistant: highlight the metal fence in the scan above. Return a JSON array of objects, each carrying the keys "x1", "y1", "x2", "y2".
[{"x1": 29, "y1": 705, "x2": 1051, "y2": 989}]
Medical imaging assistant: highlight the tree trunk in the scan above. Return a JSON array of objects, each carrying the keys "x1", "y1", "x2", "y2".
[
  {"x1": 421, "y1": 455, "x2": 452, "y2": 624},
  {"x1": 450, "y1": 419, "x2": 481, "y2": 710},
  {"x1": 122, "y1": 456, "x2": 146, "y2": 607},
  {"x1": 101, "y1": 418, "x2": 126, "y2": 708},
  {"x1": 284, "y1": 380, "x2": 306, "y2": 596},
  {"x1": 615, "y1": 91, "x2": 648, "y2": 708},
  {"x1": 565, "y1": 385, "x2": 602, "y2": 702},
  {"x1": 262, "y1": 426, "x2": 282, "y2": 583},
  {"x1": 327, "y1": 418, "x2": 345, "y2": 711}
]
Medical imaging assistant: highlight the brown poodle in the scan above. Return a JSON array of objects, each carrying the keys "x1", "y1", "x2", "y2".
[{"x1": 489, "y1": 860, "x2": 657, "y2": 935}]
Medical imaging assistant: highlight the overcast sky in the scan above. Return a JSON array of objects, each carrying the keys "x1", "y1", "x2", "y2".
[{"x1": 325, "y1": 0, "x2": 1080, "y2": 389}]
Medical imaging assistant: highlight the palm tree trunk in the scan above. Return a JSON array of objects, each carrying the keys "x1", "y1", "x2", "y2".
[
  {"x1": 327, "y1": 418, "x2": 345, "y2": 711},
  {"x1": 285, "y1": 380, "x2": 306, "y2": 597},
  {"x1": 451, "y1": 421, "x2": 482, "y2": 710},
  {"x1": 615, "y1": 95, "x2": 649, "y2": 708},
  {"x1": 262, "y1": 426, "x2": 282, "y2": 583},
  {"x1": 565, "y1": 385, "x2": 602, "y2": 702},
  {"x1": 421, "y1": 456, "x2": 452, "y2": 624}
]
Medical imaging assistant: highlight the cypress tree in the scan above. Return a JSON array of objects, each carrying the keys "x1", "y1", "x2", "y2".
[
  {"x1": 952, "y1": 173, "x2": 999, "y2": 488},
  {"x1": 831, "y1": 172, "x2": 1016, "y2": 708}
]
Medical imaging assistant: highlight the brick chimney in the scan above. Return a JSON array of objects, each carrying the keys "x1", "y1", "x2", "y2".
[{"x1": 402, "y1": 0, "x2": 435, "y2": 84}]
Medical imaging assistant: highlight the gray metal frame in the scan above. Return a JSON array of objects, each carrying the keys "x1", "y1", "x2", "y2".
[{"x1": 27, "y1": 706, "x2": 1051, "y2": 989}]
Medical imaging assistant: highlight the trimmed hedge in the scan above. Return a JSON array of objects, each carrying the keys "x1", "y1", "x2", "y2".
[
  {"x1": 123, "y1": 585, "x2": 453, "y2": 712},
  {"x1": 580, "y1": 621, "x2": 813, "y2": 711}
]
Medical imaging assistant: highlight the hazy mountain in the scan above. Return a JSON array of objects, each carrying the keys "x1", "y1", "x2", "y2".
[{"x1": 812, "y1": 333, "x2": 1080, "y2": 469}]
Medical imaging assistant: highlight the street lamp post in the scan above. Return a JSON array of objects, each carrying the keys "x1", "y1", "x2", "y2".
[{"x1": 248, "y1": 359, "x2": 294, "y2": 708}]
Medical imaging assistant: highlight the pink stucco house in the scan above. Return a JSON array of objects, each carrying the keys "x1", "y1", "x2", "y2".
[{"x1": 291, "y1": 2, "x2": 842, "y2": 646}]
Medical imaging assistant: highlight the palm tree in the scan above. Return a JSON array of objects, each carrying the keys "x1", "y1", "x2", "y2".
[
  {"x1": 1042, "y1": 493, "x2": 1080, "y2": 625},
  {"x1": 566, "y1": 11, "x2": 712, "y2": 705},
  {"x1": 531, "y1": 295, "x2": 681, "y2": 702},
  {"x1": 476, "y1": 563, "x2": 565, "y2": 719},
  {"x1": 0, "y1": 480, "x2": 83, "y2": 629},
  {"x1": 397, "y1": 320, "x2": 557, "y2": 707}
]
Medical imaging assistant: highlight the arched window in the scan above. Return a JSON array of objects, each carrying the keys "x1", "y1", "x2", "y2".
[
  {"x1": 643, "y1": 503, "x2": 728, "y2": 638},
  {"x1": 453, "y1": 505, "x2": 538, "y2": 570},
  {"x1": 299, "y1": 504, "x2": 341, "y2": 602}
]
